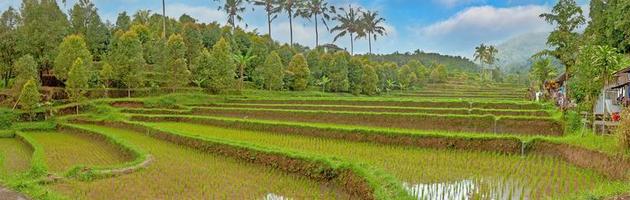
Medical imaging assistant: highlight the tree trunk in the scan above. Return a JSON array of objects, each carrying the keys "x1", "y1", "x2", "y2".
[
  {"x1": 128, "y1": 88, "x2": 131, "y2": 98},
  {"x1": 368, "y1": 33, "x2": 372, "y2": 54},
  {"x1": 239, "y1": 64, "x2": 244, "y2": 90},
  {"x1": 350, "y1": 33, "x2": 354, "y2": 55},
  {"x1": 289, "y1": 11, "x2": 293, "y2": 46},
  {"x1": 76, "y1": 105, "x2": 80, "y2": 115},
  {"x1": 267, "y1": 12, "x2": 272, "y2": 39},
  {"x1": 314, "y1": 14, "x2": 319, "y2": 47},
  {"x1": 162, "y1": 0, "x2": 166, "y2": 38}
]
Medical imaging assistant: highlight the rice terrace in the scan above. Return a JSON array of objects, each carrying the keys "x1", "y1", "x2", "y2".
[{"x1": 0, "y1": 0, "x2": 629, "y2": 199}]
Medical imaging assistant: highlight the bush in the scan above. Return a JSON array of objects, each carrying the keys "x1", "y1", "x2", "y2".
[
  {"x1": 617, "y1": 109, "x2": 630, "y2": 151},
  {"x1": 0, "y1": 108, "x2": 16, "y2": 129},
  {"x1": 564, "y1": 110, "x2": 582, "y2": 134}
]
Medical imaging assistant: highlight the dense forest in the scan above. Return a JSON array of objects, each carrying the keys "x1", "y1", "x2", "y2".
[{"x1": 0, "y1": 0, "x2": 488, "y2": 111}]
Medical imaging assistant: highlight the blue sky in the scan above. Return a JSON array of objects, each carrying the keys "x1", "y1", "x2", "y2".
[{"x1": 0, "y1": 0, "x2": 590, "y2": 58}]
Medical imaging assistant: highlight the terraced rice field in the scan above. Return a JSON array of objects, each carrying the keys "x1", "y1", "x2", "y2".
[
  {"x1": 0, "y1": 138, "x2": 31, "y2": 176},
  {"x1": 24, "y1": 131, "x2": 131, "y2": 173},
  {"x1": 49, "y1": 124, "x2": 349, "y2": 200},
  {"x1": 148, "y1": 122, "x2": 610, "y2": 199}
]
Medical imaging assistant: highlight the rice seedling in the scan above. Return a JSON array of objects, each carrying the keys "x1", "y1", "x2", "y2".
[
  {"x1": 48, "y1": 124, "x2": 350, "y2": 200},
  {"x1": 202, "y1": 103, "x2": 550, "y2": 117},
  {"x1": 23, "y1": 131, "x2": 131, "y2": 173},
  {"x1": 0, "y1": 138, "x2": 32, "y2": 176},
  {"x1": 149, "y1": 122, "x2": 616, "y2": 199}
]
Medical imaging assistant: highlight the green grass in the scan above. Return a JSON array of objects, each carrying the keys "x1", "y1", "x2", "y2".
[
  {"x1": 204, "y1": 103, "x2": 551, "y2": 117},
  {"x1": 48, "y1": 124, "x2": 350, "y2": 200},
  {"x1": 130, "y1": 113, "x2": 627, "y2": 157},
  {"x1": 23, "y1": 131, "x2": 131, "y2": 173},
  {"x1": 0, "y1": 138, "x2": 31, "y2": 176},
  {"x1": 147, "y1": 122, "x2": 621, "y2": 199}
]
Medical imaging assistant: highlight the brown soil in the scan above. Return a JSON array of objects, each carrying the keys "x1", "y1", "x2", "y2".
[
  {"x1": 110, "y1": 101, "x2": 145, "y2": 108},
  {"x1": 187, "y1": 108, "x2": 561, "y2": 136},
  {"x1": 205, "y1": 104, "x2": 549, "y2": 117},
  {"x1": 529, "y1": 140, "x2": 630, "y2": 180},
  {"x1": 0, "y1": 186, "x2": 29, "y2": 200},
  {"x1": 227, "y1": 99, "x2": 542, "y2": 110},
  {"x1": 130, "y1": 115, "x2": 523, "y2": 154}
]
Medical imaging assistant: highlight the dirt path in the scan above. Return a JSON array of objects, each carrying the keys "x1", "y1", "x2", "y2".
[{"x1": 0, "y1": 186, "x2": 28, "y2": 200}]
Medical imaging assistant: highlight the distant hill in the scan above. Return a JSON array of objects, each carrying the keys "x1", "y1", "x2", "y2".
[
  {"x1": 496, "y1": 32, "x2": 553, "y2": 73},
  {"x1": 366, "y1": 51, "x2": 480, "y2": 72}
]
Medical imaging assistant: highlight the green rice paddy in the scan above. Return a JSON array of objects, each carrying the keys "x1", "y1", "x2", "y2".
[
  {"x1": 48, "y1": 124, "x2": 349, "y2": 200},
  {"x1": 148, "y1": 122, "x2": 616, "y2": 199},
  {"x1": 0, "y1": 138, "x2": 31, "y2": 176}
]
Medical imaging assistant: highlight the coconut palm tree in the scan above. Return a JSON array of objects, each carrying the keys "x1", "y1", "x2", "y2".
[
  {"x1": 277, "y1": 0, "x2": 301, "y2": 46},
  {"x1": 297, "y1": 0, "x2": 334, "y2": 47},
  {"x1": 215, "y1": 0, "x2": 249, "y2": 29},
  {"x1": 253, "y1": 0, "x2": 281, "y2": 39},
  {"x1": 358, "y1": 10, "x2": 386, "y2": 54},
  {"x1": 331, "y1": 5, "x2": 363, "y2": 55},
  {"x1": 486, "y1": 45, "x2": 499, "y2": 67}
]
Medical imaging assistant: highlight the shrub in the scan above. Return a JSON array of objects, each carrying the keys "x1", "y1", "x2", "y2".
[
  {"x1": 564, "y1": 110, "x2": 582, "y2": 134},
  {"x1": 617, "y1": 109, "x2": 630, "y2": 151},
  {"x1": 0, "y1": 108, "x2": 16, "y2": 129}
]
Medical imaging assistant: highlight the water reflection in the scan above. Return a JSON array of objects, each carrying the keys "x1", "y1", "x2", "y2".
[{"x1": 404, "y1": 178, "x2": 531, "y2": 200}]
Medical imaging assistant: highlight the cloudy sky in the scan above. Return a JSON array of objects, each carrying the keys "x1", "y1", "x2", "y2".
[{"x1": 0, "y1": 0, "x2": 590, "y2": 58}]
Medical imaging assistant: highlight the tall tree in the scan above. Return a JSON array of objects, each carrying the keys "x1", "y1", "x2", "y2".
[
  {"x1": 253, "y1": 0, "x2": 281, "y2": 39},
  {"x1": 115, "y1": 11, "x2": 131, "y2": 31},
  {"x1": 358, "y1": 10, "x2": 386, "y2": 54},
  {"x1": 99, "y1": 62, "x2": 114, "y2": 97},
  {"x1": 54, "y1": 34, "x2": 93, "y2": 81},
  {"x1": 132, "y1": 10, "x2": 151, "y2": 25},
  {"x1": 286, "y1": 53, "x2": 310, "y2": 90},
  {"x1": 255, "y1": 51, "x2": 284, "y2": 90},
  {"x1": 17, "y1": 0, "x2": 70, "y2": 71},
  {"x1": 69, "y1": 0, "x2": 109, "y2": 60},
  {"x1": 328, "y1": 51, "x2": 350, "y2": 92},
  {"x1": 331, "y1": 5, "x2": 363, "y2": 55},
  {"x1": 539, "y1": 0, "x2": 585, "y2": 100},
  {"x1": 191, "y1": 49, "x2": 212, "y2": 88},
  {"x1": 11, "y1": 55, "x2": 39, "y2": 96},
  {"x1": 571, "y1": 45, "x2": 623, "y2": 109},
  {"x1": 347, "y1": 57, "x2": 364, "y2": 95},
  {"x1": 18, "y1": 78, "x2": 40, "y2": 120},
  {"x1": 361, "y1": 64, "x2": 378, "y2": 95},
  {"x1": 182, "y1": 23, "x2": 204, "y2": 66},
  {"x1": 207, "y1": 37, "x2": 236, "y2": 93},
  {"x1": 166, "y1": 34, "x2": 191, "y2": 91},
  {"x1": 297, "y1": 0, "x2": 334, "y2": 47},
  {"x1": 65, "y1": 58, "x2": 89, "y2": 114},
  {"x1": 278, "y1": 0, "x2": 300, "y2": 46},
  {"x1": 216, "y1": 0, "x2": 249, "y2": 29},
  {"x1": 0, "y1": 7, "x2": 20, "y2": 87},
  {"x1": 108, "y1": 31, "x2": 146, "y2": 97}
]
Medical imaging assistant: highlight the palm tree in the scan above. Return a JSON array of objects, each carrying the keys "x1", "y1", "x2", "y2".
[
  {"x1": 162, "y1": 0, "x2": 166, "y2": 38},
  {"x1": 215, "y1": 0, "x2": 249, "y2": 29},
  {"x1": 474, "y1": 44, "x2": 488, "y2": 79},
  {"x1": 233, "y1": 50, "x2": 257, "y2": 90},
  {"x1": 253, "y1": 0, "x2": 281, "y2": 39},
  {"x1": 297, "y1": 0, "x2": 334, "y2": 47},
  {"x1": 331, "y1": 5, "x2": 363, "y2": 55},
  {"x1": 277, "y1": 0, "x2": 301, "y2": 46},
  {"x1": 486, "y1": 45, "x2": 499, "y2": 66},
  {"x1": 358, "y1": 10, "x2": 386, "y2": 54}
]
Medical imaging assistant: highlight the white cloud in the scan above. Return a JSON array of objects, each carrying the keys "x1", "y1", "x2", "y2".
[{"x1": 409, "y1": 5, "x2": 553, "y2": 57}]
